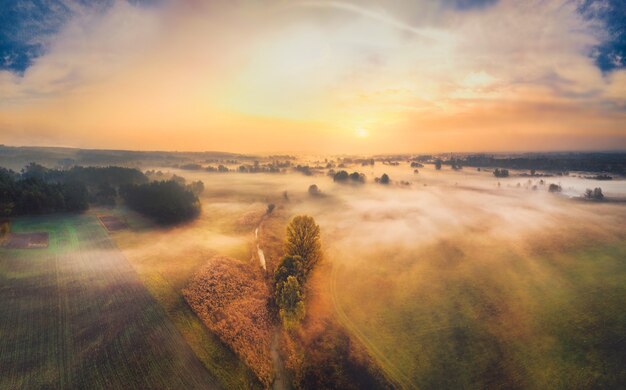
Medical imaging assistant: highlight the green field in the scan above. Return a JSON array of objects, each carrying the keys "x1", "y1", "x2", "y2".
[
  {"x1": 106, "y1": 205, "x2": 263, "y2": 389},
  {"x1": 331, "y1": 233, "x2": 626, "y2": 389},
  {"x1": 0, "y1": 214, "x2": 219, "y2": 389}
]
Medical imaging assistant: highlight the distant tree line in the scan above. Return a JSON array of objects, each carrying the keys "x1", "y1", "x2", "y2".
[
  {"x1": 0, "y1": 163, "x2": 147, "y2": 216},
  {"x1": 0, "y1": 163, "x2": 201, "y2": 224},
  {"x1": 0, "y1": 167, "x2": 88, "y2": 216},
  {"x1": 444, "y1": 153, "x2": 626, "y2": 174}
]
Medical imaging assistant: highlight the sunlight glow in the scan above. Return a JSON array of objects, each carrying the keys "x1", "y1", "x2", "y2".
[{"x1": 355, "y1": 128, "x2": 369, "y2": 138}]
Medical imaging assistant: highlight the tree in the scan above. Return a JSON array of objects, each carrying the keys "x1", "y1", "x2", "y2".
[
  {"x1": 275, "y1": 276, "x2": 305, "y2": 327},
  {"x1": 121, "y1": 180, "x2": 200, "y2": 224},
  {"x1": 494, "y1": 168, "x2": 509, "y2": 178},
  {"x1": 585, "y1": 187, "x2": 604, "y2": 200},
  {"x1": 308, "y1": 184, "x2": 321, "y2": 196},
  {"x1": 188, "y1": 180, "x2": 205, "y2": 195},
  {"x1": 61, "y1": 181, "x2": 89, "y2": 212},
  {"x1": 333, "y1": 170, "x2": 349, "y2": 182},
  {"x1": 379, "y1": 173, "x2": 390, "y2": 184},
  {"x1": 171, "y1": 174, "x2": 186, "y2": 185},
  {"x1": 267, "y1": 203, "x2": 275, "y2": 214},
  {"x1": 94, "y1": 182, "x2": 117, "y2": 205},
  {"x1": 275, "y1": 255, "x2": 305, "y2": 285},
  {"x1": 593, "y1": 187, "x2": 604, "y2": 200},
  {"x1": 548, "y1": 183, "x2": 562, "y2": 193},
  {"x1": 349, "y1": 172, "x2": 365, "y2": 183},
  {"x1": 285, "y1": 215, "x2": 321, "y2": 274},
  {"x1": 434, "y1": 159, "x2": 442, "y2": 170}
]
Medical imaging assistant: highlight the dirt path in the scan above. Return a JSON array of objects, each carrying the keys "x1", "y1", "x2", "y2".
[
  {"x1": 255, "y1": 228, "x2": 266, "y2": 271},
  {"x1": 270, "y1": 330, "x2": 288, "y2": 390},
  {"x1": 255, "y1": 223, "x2": 289, "y2": 390}
]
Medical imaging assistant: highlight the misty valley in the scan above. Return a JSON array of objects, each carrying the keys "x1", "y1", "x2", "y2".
[{"x1": 1, "y1": 147, "x2": 624, "y2": 389}]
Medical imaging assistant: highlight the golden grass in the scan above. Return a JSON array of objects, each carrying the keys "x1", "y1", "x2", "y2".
[
  {"x1": 184, "y1": 256, "x2": 274, "y2": 387},
  {"x1": 108, "y1": 207, "x2": 262, "y2": 389}
]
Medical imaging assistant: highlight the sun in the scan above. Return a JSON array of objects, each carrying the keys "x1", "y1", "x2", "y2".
[{"x1": 355, "y1": 128, "x2": 369, "y2": 138}]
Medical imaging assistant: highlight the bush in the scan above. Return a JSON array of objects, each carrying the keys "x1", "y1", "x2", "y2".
[{"x1": 121, "y1": 180, "x2": 200, "y2": 224}]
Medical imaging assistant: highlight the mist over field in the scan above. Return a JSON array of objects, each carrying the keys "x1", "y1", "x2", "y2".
[
  {"x1": 1, "y1": 147, "x2": 625, "y2": 389},
  {"x1": 112, "y1": 160, "x2": 624, "y2": 388}
]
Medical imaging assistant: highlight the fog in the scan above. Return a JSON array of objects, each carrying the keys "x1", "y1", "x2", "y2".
[
  {"x1": 153, "y1": 162, "x2": 626, "y2": 249},
  {"x1": 113, "y1": 161, "x2": 625, "y2": 387}
]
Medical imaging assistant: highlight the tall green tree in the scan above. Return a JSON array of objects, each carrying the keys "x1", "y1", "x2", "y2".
[
  {"x1": 275, "y1": 276, "x2": 305, "y2": 328},
  {"x1": 285, "y1": 215, "x2": 321, "y2": 274}
]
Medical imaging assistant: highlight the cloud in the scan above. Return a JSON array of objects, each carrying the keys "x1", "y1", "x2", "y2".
[
  {"x1": 0, "y1": 0, "x2": 624, "y2": 153},
  {"x1": 578, "y1": 0, "x2": 626, "y2": 72}
]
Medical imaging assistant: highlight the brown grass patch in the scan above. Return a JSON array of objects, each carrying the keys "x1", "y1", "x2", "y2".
[
  {"x1": 3, "y1": 232, "x2": 48, "y2": 249},
  {"x1": 183, "y1": 256, "x2": 274, "y2": 386}
]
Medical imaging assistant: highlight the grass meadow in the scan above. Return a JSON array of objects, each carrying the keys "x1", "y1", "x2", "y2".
[
  {"x1": 107, "y1": 204, "x2": 264, "y2": 389},
  {"x1": 0, "y1": 214, "x2": 217, "y2": 389},
  {"x1": 1, "y1": 162, "x2": 624, "y2": 389}
]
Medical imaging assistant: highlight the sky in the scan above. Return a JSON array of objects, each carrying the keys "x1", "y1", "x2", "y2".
[{"x1": 0, "y1": 0, "x2": 625, "y2": 154}]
